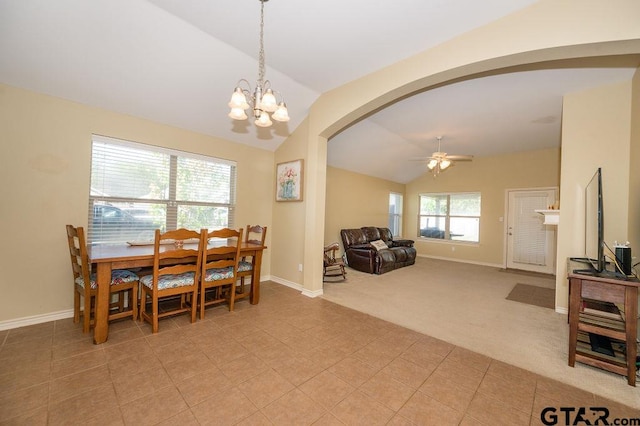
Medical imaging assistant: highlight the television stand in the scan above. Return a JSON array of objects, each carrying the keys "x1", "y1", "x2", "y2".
[{"x1": 567, "y1": 260, "x2": 639, "y2": 386}]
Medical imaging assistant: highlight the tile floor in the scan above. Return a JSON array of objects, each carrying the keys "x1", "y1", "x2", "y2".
[{"x1": 1, "y1": 281, "x2": 638, "y2": 425}]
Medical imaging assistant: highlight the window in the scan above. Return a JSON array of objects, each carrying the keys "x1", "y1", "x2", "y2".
[
  {"x1": 389, "y1": 193, "x2": 403, "y2": 237},
  {"x1": 418, "y1": 192, "x2": 480, "y2": 242},
  {"x1": 88, "y1": 135, "x2": 236, "y2": 244}
]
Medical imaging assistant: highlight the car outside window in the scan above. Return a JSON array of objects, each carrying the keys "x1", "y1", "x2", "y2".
[{"x1": 88, "y1": 135, "x2": 236, "y2": 244}]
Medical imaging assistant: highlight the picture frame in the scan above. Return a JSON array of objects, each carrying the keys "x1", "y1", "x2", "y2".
[{"x1": 276, "y1": 159, "x2": 304, "y2": 202}]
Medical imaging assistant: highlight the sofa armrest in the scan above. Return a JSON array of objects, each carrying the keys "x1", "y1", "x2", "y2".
[
  {"x1": 392, "y1": 239, "x2": 414, "y2": 248},
  {"x1": 344, "y1": 247, "x2": 376, "y2": 273}
]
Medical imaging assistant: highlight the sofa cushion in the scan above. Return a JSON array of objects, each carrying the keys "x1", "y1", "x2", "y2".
[
  {"x1": 340, "y1": 228, "x2": 368, "y2": 248},
  {"x1": 361, "y1": 227, "x2": 381, "y2": 242}
]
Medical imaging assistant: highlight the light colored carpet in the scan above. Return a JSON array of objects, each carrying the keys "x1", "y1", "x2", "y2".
[{"x1": 321, "y1": 256, "x2": 640, "y2": 409}]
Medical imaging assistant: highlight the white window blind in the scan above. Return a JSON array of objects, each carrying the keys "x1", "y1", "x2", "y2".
[
  {"x1": 512, "y1": 194, "x2": 547, "y2": 265},
  {"x1": 88, "y1": 135, "x2": 236, "y2": 244},
  {"x1": 388, "y1": 193, "x2": 403, "y2": 237}
]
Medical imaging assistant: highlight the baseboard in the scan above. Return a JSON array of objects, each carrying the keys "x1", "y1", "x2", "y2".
[
  {"x1": 555, "y1": 306, "x2": 568, "y2": 315},
  {"x1": 416, "y1": 253, "x2": 503, "y2": 269},
  {"x1": 0, "y1": 309, "x2": 74, "y2": 331},
  {"x1": 269, "y1": 275, "x2": 302, "y2": 291},
  {"x1": 268, "y1": 275, "x2": 323, "y2": 298}
]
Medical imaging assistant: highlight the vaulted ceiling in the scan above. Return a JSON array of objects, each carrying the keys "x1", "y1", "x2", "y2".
[{"x1": 1, "y1": 0, "x2": 637, "y2": 183}]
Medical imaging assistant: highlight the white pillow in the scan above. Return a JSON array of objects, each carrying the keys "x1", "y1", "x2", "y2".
[{"x1": 370, "y1": 239, "x2": 388, "y2": 251}]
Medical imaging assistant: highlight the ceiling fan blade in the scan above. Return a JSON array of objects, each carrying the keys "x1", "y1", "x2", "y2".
[
  {"x1": 446, "y1": 155, "x2": 474, "y2": 161},
  {"x1": 409, "y1": 157, "x2": 437, "y2": 162}
]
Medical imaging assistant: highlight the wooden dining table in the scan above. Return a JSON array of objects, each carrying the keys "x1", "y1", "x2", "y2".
[{"x1": 88, "y1": 240, "x2": 266, "y2": 344}]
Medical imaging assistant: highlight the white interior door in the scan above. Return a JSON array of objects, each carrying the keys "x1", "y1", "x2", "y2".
[{"x1": 506, "y1": 189, "x2": 557, "y2": 274}]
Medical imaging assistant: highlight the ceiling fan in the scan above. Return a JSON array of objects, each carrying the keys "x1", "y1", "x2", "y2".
[{"x1": 412, "y1": 136, "x2": 473, "y2": 175}]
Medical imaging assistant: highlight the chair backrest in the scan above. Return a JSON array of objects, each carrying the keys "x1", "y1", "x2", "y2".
[
  {"x1": 245, "y1": 225, "x2": 267, "y2": 246},
  {"x1": 324, "y1": 242, "x2": 340, "y2": 266},
  {"x1": 202, "y1": 227, "x2": 244, "y2": 283},
  {"x1": 66, "y1": 225, "x2": 92, "y2": 293},
  {"x1": 151, "y1": 228, "x2": 202, "y2": 288}
]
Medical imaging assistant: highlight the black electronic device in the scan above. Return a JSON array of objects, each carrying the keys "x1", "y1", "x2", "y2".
[
  {"x1": 588, "y1": 333, "x2": 615, "y2": 357},
  {"x1": 614, "y1": 245, "x2": 632, "y2": 275},
  {"x1": 573, "y1": 168, "x2": 607, "y2": 276}
]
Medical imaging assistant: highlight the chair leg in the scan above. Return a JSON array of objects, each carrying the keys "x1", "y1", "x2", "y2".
[
  {"x1": 228, "y1": 284, "x2": 235, "y2": 312},
  {"x1": 73, "y1": 290, "x2": 80, "y2": 323},
  {"x1": 151, "y1": 293, "x2": 159, "y2": 334},
  {"x1": 190, "y1": 288, "x2": 197, "y2": 323},
  {"x1": 83, "y1": 293, "x2": 91, "y2": 333},
  {"x1": 139, "y1": 286, "x2": 146, "y2": 321},
  {"x1": 199, "y1": 284, "x2": 206, "y2": 320},
  {"x1": 131, "y1": 283, "x2": 138, "y2": 321}
]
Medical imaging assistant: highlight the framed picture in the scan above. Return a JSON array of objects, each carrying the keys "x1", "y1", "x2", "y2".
[{"x1": 276, "y1": 159, "x2": 304, "y2": 202}]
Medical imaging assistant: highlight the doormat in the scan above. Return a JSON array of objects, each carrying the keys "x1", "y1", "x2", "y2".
[{"x1": 506, "y1": 283, "x2": 555, "y2": 309}]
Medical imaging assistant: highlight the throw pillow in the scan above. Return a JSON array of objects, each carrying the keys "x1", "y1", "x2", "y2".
[{"x1": 370, "y1": 239, "x2": 388, "y2": 251}]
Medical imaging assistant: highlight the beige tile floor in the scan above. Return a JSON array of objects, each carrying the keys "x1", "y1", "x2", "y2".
[{"x1": 1, "y1": 281, "x2": 638, "y2": 425}]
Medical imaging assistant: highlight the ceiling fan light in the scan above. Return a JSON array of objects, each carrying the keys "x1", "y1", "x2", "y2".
[
  {"x1": 440, "y1": 159, "x2": 451, "y2": 170},
  {"x1": 427, "y1": 159, "x2": 438, "y2": 170}
]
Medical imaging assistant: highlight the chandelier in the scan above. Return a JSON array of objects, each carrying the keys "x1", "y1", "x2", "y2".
[{"x1": 227, "y1": 0, "x2": 289, "y2": 128}]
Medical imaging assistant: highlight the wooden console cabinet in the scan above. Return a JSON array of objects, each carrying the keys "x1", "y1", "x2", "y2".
[{"x1": 568, "y1": 266, "x2": 639, "y2": 386}]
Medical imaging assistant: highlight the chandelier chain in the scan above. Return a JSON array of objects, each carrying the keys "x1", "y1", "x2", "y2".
[{"x1": 258, "y1": 0, "x2": 266, "y2": 87}]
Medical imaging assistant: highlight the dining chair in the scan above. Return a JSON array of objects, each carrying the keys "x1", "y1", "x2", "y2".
[
  {"x1": 199, "y1": 227, "x2": 243, "y2": 318},
  {"x1": 139, "y1": 228, "x2": 201, "y2": 333},
  {"x1": 66, "y1": 224, "x2": 139, "y2": 333},
  {"x1": 235, "y1": 225, "x2": 267, "y2": 301}
]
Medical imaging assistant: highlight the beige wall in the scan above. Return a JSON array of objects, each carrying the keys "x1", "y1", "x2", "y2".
[
  {"x1": 629, "y1": 69, "x2": 640, "y2": 252},
  {"x1": 274, "y1": 0, "x2": 640, "y2": 298},
  {"x1": 3, "y1": 1, "x2": 640, "y2": 325},
  {"x1": 405, "y1": 148, "x2": 560, "y2": 266},
  {"x1": 557, "y1": 80, "x2": 635, "y2": 310},
  {"x1": 0, "y1": 84, "x2": 274, "y2": 323},
  {"x1": 324, "y1": 166, "x2": 405, "y2": 252}
]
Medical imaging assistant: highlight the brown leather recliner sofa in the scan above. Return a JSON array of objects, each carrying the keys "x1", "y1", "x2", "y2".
[{"x1": 340, "y1": 226, "x2": 416, "y2": 274}]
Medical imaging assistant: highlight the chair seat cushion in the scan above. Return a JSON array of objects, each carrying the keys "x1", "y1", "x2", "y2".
[
  {"x1": 238, "y1": 261, "x2": 253, "y2": 272},
  {"x1": 204, "y1": 266, "x2": 234, "y2": 282},
  {"x1": 75, "y1": 269, "x2": 139, "y2": 289},
  {"x1": 140, "y1": 272, "x2": 196, "y2": 290}
]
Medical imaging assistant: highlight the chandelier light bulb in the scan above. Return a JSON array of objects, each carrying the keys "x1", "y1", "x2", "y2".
[
  {"x1": 228, "y1": 87, "x2": 249, "y2": 110},
  {"x1": 427, "y1": 159, "x2": 438, "y2": 170},
  {"x1": 261, "y1": 89, "x2": 277, "y2": 112},
  {"x1": 440, "y1": 159, "x2": 451, "y2": 170},
  {"x1": 255, "y1": 112, "x2": 272, "y2": 127},
  {"x1": 228, "y1": 107, "x2": 248, "y2": 120},
  {"x1": 272, "y1": 102, "x2": 290, "y2": 122}
]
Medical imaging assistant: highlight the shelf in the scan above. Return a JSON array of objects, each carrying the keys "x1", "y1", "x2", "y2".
[{"x1": 535, "y1": 209, "x2": 559, "y2": 225}]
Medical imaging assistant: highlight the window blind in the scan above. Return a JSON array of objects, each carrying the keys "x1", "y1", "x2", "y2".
[{"x1": 88, "y1": 135, "x2": 236, "y2": 244}]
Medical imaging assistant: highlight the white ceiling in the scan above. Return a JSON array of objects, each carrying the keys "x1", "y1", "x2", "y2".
[{"x1": 1, "y1": 0, "x2": 637, "y2": 183}]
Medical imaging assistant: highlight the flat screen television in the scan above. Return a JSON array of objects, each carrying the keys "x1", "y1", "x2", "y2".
[
  {"x1": 584, "y1": 168, "x2": 605, "y2": 272},
  {"x1": 573, "y1": 168, "x2": 605, "y2": 275}
]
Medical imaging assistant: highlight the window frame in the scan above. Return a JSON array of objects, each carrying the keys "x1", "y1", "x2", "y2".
[
  {"x1": 88, "y1": 135, "x2": 236, "y2": 244},
  {"x1": 418, "y1": 192, "x2": 481, "y2": 243},
  {"x1": 388, "y1": 192, "x2": 403, "y2": 237}
]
